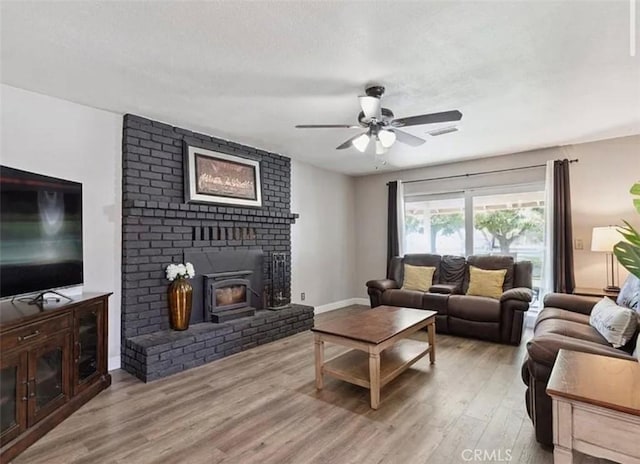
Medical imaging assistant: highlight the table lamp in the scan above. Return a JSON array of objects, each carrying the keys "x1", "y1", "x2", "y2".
[{"x1": 591, "y1": 226, "x2": 621, "y2": 292}]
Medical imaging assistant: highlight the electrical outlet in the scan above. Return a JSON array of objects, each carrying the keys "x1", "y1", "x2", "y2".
[
  {"x1": 301, "y1": 292, "x2": 306, "y2": 301},
  {"x1": 575, "y1": 238, "x2": 584, "y2": 250}
]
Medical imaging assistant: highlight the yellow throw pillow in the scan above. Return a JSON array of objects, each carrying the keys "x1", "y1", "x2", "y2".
[
  {"x1": 466, "y1": 266, "x2": 507, "y2": 299},
  {"x1": 402, "y1": 264, "x2": 436, "y2": 292}
]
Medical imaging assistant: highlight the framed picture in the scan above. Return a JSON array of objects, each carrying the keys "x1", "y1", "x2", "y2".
[{"x1": 184, "y1": 144, "x2": 262, "y2": 207}]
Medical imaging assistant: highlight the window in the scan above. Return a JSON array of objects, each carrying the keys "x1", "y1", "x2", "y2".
[
  {"x1": 404, "y1": 195, "x2": 465, "y2": 255},
  {"x1": 403, "y1": 184, "x2": 545, "y2": 306},
  {"x1": 472, "y1": 190, "x2": 545, "y2": 306}
]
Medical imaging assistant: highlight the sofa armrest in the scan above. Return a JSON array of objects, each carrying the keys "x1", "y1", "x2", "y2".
[
  {"x1": 429, "y1": 284, "x2": 460, "y2": 294},
  {"x1": 527, "y1": 334, "x2": 635, "y2": 369},
  {"x1": 366, "y1": 279, "x2": 399, "y2": 292},
  {"x1": 500, "y1": 287, "x2": 533, "y2": 303},
  {"x1": 542, "y1": 293, "x2": 600, "y2": 315}
]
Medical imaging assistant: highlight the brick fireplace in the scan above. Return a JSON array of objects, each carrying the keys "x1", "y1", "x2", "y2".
[{"x1": 120, "y1": 114, "x2": 313, "y2": 382}]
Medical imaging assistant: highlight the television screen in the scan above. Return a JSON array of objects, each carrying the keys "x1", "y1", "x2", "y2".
[{"x1": 0, "y1": 166, "x2": 83, "y2": 298}]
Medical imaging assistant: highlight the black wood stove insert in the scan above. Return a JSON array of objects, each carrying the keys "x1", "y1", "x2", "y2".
[{"x1": 204, "y1": 270, "x2": 257, "y2": 322}]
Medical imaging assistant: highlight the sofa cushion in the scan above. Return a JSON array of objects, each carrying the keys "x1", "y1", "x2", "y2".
[
  {"x1": 448, "y1": 317, "x2": 501, "y2": 342},
  {"x1": 402, "y1": 254, "x2": 442, "y2": 284},
  {"x1": 589, "y1": 297, "x2": 638, "y2": 348},
  {"x1": 465, "y1": 255, "x2": 515, "y2": 292},
  {"x1": 526, "y1": 333, "x2": 633, "y2": 369},
  {"x1": 514, "y1": 260, "x2": 533, "y2": 289},
  {"x1": 401, "y1": 264, "x2": 435, "y2": 292},
  {"x1": 429, "y1": 284, "x2": 459, "y2": 294},
  {"x1": 535, "y1": 307, "x2": 591, "y2": 328},
  {"x1": 535, "y1": 318, "x2": 609, "y2": 345},
  {"x1": 466, "y1": 266, "x2": 507, "y2": 299},
  {"x1": 381, "y1": 289, "x2": 423, "y2": 309},
  {"x1": 423, "y1": 292, "x2": 449, "y2": 314},
  {"x1": 617, "y1": 274, "x2": 640, "y2": 311},
  {"x1": 448, "y1": 294, "x2": 501, "y2": 322},
  {"x1": 439, "y1": 255, "x2": 466, "y2": 288}
]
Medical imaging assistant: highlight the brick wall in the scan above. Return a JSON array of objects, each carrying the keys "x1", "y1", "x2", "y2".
[{"x1": 121, "y1": 114, "x2": 297, "y2": 343}]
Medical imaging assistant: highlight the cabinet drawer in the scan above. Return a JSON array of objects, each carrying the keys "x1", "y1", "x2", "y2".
[
  {"x1": 573, "y1": 406, "x2": 640, "y2": 458},
  {"x1": 1, "y1": 314, "x2": 71, "y2": 352}
]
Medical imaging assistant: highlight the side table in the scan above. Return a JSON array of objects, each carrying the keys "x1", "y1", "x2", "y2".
[
  {"x1": 572, "y1": 287, "x2": 620, "y2": 299},
  {"x1": 546, "y1": 349, "x2": 640, "y2": 464}
]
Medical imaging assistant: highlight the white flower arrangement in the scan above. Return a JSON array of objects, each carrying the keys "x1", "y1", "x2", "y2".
[{"x1": 166, "y1": 262, "x2": 195, "y2": 281}]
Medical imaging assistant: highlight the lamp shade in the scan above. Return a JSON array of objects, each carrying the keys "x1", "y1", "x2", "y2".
[
  {"x1": 378, "y1": 129, "x2": 396, "y2": 148},
  {"x1": 358, "y1": 96, "x2": 381, "y2": 120},
  {"x1": 352, "y1": 133, "x2": 370, "y2": 152},
  {"x1": 591, "y1": 226, "x2": 620, "y2": 252}
]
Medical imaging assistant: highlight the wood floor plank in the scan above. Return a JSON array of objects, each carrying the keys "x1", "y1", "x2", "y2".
[{"x1": 11, "y1": 305, "x2": 605, "y2": 464}]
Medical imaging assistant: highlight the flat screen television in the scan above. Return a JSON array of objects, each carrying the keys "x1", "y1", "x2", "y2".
[{"x1": 0, "y1": 166, "x2": 83, "y2": 299}]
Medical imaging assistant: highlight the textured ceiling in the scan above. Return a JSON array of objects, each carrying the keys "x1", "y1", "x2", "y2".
[{"x1": 1, "y1": 1, "x2": 639, "y2": 175}]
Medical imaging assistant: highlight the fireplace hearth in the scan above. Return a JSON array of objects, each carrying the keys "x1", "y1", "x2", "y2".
[{"x1": 205, "y1": 270, "x2": 256, "y2": 322}]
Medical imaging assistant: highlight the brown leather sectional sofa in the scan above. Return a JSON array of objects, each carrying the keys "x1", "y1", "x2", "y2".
[
  {"x1": 366, "y1": 253, "x2": 533, "y2": 345},
  {"x1": 522, "y1": 288, "x2": 638, "y2": 446}
]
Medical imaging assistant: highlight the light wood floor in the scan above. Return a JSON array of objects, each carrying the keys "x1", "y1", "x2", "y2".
[{"x1": 13, "y1": 306, "x2": 606, "y2": 464}]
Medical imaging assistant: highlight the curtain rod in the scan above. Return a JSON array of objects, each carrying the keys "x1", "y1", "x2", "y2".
[{"x1": 390, "y1": 158, "x2": 579, "y2": 186}]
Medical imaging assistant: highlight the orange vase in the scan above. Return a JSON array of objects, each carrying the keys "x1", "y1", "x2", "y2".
[{"x1": 168, "y1": 277, "x2": 193, "y2": 330}]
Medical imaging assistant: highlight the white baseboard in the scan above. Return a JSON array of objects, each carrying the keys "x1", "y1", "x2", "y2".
[
  {"x1": 108, "y1": 356, "x2": 121, "y2": 371},
  {"x1": 314, "y1": 298, "x2": 370, "y2": 315}
]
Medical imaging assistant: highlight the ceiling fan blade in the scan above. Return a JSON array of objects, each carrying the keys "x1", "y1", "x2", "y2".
[
  {"x1": 393, "y1": 129, "x2": 426, "y2": 147},
  {"x1": 295, "y1": 124, "x2": 360, "y2": 129},
  {"x1": 336, "y1": 132, "x2": 368, "y2": 150},
  {"x1": 392, "y1": 110, "x2": 462, "y2": 127},
  {"x1": 359, "y1": 96, "x2": 381, "y2": 120}
]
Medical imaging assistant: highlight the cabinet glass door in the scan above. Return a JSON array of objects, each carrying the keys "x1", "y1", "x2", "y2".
[
  {"x1": 74, "y1": 303, "x2": 103, "y2": 394},
  {"x1": 0, "y1": 352, "x2": 27, "y2": 445},
  {"x1": 28, "y1": 334, "x2": 70, "y2": 425},
  {"x1": 77, "y1": 310, "x2": 98, "y2": 382},
  {"x1": 35, "y1": 347, "x2": 63, "y2": 408}
]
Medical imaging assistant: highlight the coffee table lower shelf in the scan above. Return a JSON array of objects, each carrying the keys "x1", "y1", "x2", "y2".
[
  {"x1": 312, "y1": 306, "x2": 436, "y2": 409},
  {"x1": 323, "y1": 339, "x2": 430, "y2": 390}
]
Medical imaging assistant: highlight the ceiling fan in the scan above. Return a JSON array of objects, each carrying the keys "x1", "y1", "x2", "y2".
[{"x1": 295, "y1": 84, "x2": 462, "y2": 155}]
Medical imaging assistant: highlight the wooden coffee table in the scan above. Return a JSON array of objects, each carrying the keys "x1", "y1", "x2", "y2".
[{"x1": 311, "y1": 306, "x2": 436, "y2": 409}]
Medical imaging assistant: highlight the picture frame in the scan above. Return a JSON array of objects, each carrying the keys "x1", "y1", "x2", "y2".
[{"x1": 184, "y1": 144, "x2": 262, "y2": 207}]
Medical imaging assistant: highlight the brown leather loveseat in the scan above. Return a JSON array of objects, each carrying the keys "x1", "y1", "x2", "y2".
[
  {"x1": 366, "y1": 253, "x2": 533, "y2": 345},
  {"x1": 521, "y1": 281, "x2": 639, "y2": 446}
]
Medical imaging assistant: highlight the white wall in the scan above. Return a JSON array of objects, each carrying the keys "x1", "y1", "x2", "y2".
[
  {"x1": 1, "y1": 85, "x2": 122, "y2": 369},
  {"x1": 569, "y1": 136, "x2": 639, "y2": 287},
  {"x1": 354, "y1": 135, "x2": 640, "y2": 297},
  {"x1": 291, "y1": 160, "x2": 358, "y2": 311}
]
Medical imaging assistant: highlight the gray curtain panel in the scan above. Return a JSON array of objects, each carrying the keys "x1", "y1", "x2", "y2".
[
  {"x1": 387, "y1": 181, "x2": 399, "y2": 277},
  {"x1": 553, "y1": 159, "x2": 576, "y2": 293}
]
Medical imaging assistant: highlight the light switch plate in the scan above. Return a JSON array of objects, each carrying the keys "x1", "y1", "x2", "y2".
[{"x1": 575, "y1": 238, "x2": 584, "y2": 250}]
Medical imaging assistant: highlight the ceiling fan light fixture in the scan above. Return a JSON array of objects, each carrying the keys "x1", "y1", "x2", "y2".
[
  {"x1": 375, "y1": 138, "x2": 387, "y2": 155},
  {"x1": 358, "y1": 96, "x2": 381, "y2": 119},
  {"x1": 378, "y1": 130, "x2": 396, "y2": 148},
  {"x1": 352, "y1": 133, "x2": 370, "y2": 152}
]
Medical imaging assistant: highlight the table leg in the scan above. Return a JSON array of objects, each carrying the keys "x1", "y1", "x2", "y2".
[
  {"x1": 369, "y1": 352, "x2": 380, "y2": 409},
  {"x1": 314, "y1": 336, "x2": 324, "y2": 390},
  {"x1": 427, "y1": 321, "x2": 436, "y2": 364},
  {"x1": 552, "y1": 399, "x2": 574, "y2": 464},
  {"x1": 552, "y1": 446, "x2": 573, "y2": 464}
]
